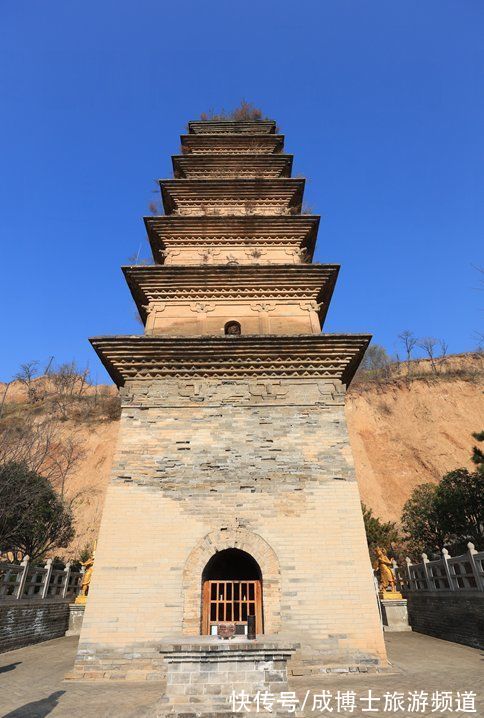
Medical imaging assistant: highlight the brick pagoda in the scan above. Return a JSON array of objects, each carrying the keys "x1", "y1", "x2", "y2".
[{"x1": 73, "y1": 118, "x2": 386, "y2": 685}]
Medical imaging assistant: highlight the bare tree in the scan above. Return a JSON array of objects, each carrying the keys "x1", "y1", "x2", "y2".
[
  {"x1": 475, "y1": 331, "x2": 484, "y2": 352},
  {"x1": 398, "y1": 330, "x2": 418, "y2": 375},
  {"x1": 43, "y1": 432, "x2": 86, "y2": 500},
  {"x1": 418, "y1": 337, "x2": 439, "y2": 374},
  {"x1": 355, "y1": 344, "x2": 393, "y2": 383},
  {"x1": 438, "y1": 339, "x2": 449, "y2": 369},
  {"x1": 0, "y1": 417, "x2": 86, "y2": 502},
  {"x1": 15, "y1": 361, "x2": 40, "y2": 402},
  {"x1": 43, "y1": 361, "x2": 93, "y2": 420},
  {"x1": 0, "y1": 382, "x2": 12, "y2": 420}
]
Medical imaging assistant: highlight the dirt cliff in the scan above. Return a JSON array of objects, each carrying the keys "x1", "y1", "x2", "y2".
[
  {"x1": 1, "y1": 352, "x2": 482, "y2": 556},
  {"x1": 347, "y1": 353, "x2": 483, "y2": 522}
]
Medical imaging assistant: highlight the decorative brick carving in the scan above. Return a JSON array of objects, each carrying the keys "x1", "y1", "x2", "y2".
[
  {"x1": 191, "y1": 302, "x2": 216, "y2": 314},
  {"x1": 254, "y1": 302, "x2": 277, "y2": 313},
  {"x1": 248, "y1": 380, "x2": 288, "y2": 400},
  {"x1": 177, "y1": 381, "x2": 215, "y2": 402},
  {"x1": 120, "y1": 379, "x2": 345, "y2": 408},
  {"x1": 318, "y1": 381, "x2": 346, "y2": 405}
]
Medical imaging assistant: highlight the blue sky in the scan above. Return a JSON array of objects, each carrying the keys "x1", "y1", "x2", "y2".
[{"x1": 1, "y1": 1, "x2": 482, "y2": 383}]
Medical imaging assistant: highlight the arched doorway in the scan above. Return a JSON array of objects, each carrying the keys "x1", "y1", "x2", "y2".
[{"x1": 201, "y1": 548, "x2": 263, "y2": 636}]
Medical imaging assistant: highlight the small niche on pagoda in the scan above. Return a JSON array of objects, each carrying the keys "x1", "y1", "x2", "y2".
[{"x1": 224, "y1": 321, "x2": 241, "y2": 336}]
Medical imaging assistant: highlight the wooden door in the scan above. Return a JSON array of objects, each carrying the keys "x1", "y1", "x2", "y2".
[{"x1": 202, "y1": 580, "x2": 262, "y2": 635}]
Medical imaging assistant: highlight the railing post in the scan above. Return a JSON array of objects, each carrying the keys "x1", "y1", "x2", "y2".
[
  {"x1": 41, "y1": 558, "x2": 53, "y2": 599},
  {"x1": 62, "y1": 562, "x2": 72, "y2": 599},
  {"x1": 405, "y1": 557, "x2": 415, "y2": 590},
  {"x1": 15, "y1": 556, "x2": 30, "y2": 599},
  {"x1": 421, "y1": 553, "x2": 430, "y2": 589},
  {"x1": 441, "y1": 548, "x2": 454, "y2": 590},
  {"x1": 392, "y1": 559, "x2": 401, "y2": 592},
  {"x1": 467, "y1": 542, "x2": 484, "y2": 591}
]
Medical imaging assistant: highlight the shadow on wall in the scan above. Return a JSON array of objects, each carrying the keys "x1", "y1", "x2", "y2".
[{"x1": 3, "y1": 691, "x2": 65, "y2": 718}]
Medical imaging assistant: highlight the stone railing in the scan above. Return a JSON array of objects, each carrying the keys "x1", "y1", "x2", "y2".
[
  {"x1": 395, "y1": 542, "x2": 484, "y2": 593},
  {"x1": 0, "y1": 557, "x2": 83, "y2": 601}
]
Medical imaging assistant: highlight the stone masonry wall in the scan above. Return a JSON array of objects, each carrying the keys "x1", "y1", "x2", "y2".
[
  {"x1": 407, "y1": 591, "x2": 484, "y2": 649},
  {"x1": 0, "y1": 599, "x2": 70, "y2": 653},
  {"x1": 158, "y1": 641, "x2": 296, "y2": 715},
  {"x1": 73, "y1": 378, "x2": 386, "y2": 678}
]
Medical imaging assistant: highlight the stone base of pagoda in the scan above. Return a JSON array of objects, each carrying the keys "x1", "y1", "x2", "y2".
[{"x1": 156, "y1": 637, "x2": 297, "y2": 717}]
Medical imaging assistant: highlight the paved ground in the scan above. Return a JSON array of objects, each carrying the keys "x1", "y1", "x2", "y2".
[{"x1": 0, "y1": 633, "x2": 482, "y2": 718}]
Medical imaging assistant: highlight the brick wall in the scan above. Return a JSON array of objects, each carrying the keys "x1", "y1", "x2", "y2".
[
  {"x1": 0, "y1": 599, "x2": 70, "y2": 653},
  {"x1": 407, "y1": 591, "x2": 484, "y2": 649},
  {"x1": 74, "y1": 378, "x2": 386, "y2": 678}
]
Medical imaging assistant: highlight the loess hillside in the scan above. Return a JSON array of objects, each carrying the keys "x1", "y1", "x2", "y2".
[{"x1": 1, "y1": 352, "x2": 482, "y2": 557}]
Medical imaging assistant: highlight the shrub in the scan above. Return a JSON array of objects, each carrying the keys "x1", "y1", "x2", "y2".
[{"x1": 200, "y1": 100, "x2": 274, "y2": 123}]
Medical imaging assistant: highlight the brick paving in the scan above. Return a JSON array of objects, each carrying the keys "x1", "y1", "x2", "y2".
[{"x1": 0, "y1": 633, "x2": 482, "y2": 718}]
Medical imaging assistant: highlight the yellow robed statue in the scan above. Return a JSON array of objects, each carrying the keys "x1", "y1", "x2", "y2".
[
  {"x1": 373, "y1": 547, "x2": 402, "y2": 600},
  {"x1": 75, "y1": 544, "x2": 96, "y2": 605}
]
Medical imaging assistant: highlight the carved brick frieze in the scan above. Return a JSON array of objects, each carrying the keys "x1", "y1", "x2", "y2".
[
  {"x1": 173, "y1": 202, "x2": 295, "y2": 217},
  {"x1": 180, "y1": 135, "x2": 284, "y2": 155},
  {"x1": 162, "y1": 236, "x2": 306, "y2": 246},
  {"x1": 299, "y1": 300, "x2": 320, "y2": 312},
  {"x1": 184, "y1": 147, "x2": 274, "y2": 155},
  {"x1": 139, "y1": 287, "x2": 321, "y2": 301},
  {"x1": 119, "y1": 378, "x2": 346, "y2": 408},
  {"x1": 189, "y1": 302, "x2": 216, "y2": 314},
  {"x1": 176, "y1": 168, "x2": 285, "y2": 179},
  {"x1": 245, "y1": 248, "x2": 267, "y2": 261},
  {"x1": 253, "y1": 302, "x2": 277, "y2": 313},
  {"x1": 284, "y1": 247, "x2": 310, "y2": 263},
  {"x1": 197, "y1": 248, "x2": 221, "y2": 264}
]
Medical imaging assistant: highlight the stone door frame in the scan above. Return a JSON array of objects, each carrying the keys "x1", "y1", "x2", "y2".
[{"x1": 182, "y1": 528, "x2": 281, "y2": 635}]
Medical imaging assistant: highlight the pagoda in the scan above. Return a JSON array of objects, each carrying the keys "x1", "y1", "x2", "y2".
[{"x1": 73, "y1": 118, "x2": 386, "y2": 684}]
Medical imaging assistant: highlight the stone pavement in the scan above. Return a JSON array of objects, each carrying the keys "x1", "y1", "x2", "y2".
[{"x1": 0, "y1": 633, "x2": 482, "y2": 718}]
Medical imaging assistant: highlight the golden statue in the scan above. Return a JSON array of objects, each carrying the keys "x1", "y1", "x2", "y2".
[
  {"x1": 373, "y1": 547, "x2": 402, "y2": 599},
  {"x1": 74, "y1": 546, "x2": 95, "y2": 605}
]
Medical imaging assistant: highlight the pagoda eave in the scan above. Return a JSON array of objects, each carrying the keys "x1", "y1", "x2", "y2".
[
  {"x1": 90, "y1": 334, "x2": 370, "y2": 388},
  {"x1": 143, "y1": 215, "x2": 320, "y2": 262},
  {"x1": 181, "y1": 135, "x2": 285, "y2": 155},
  {"x1": 122, "y1": 264, "x2": 339, "y2": 323},
  {"x1": 171, "y1": 154, "x2": 293, "y2": 179},
  {"x1": 159, "y1": 178, "x2": 305, "y2": 215}
]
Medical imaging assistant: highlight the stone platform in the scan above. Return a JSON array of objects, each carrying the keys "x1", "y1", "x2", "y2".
[
  {"x1": 157, "y1": 637, "x2": 297, "y2": 716},
  {"x1": 380, "y1": 599, "x2": 412, "y2": 633},
  {"x1": 66, "y1": 604, "x2": 85, "y2": 636}
]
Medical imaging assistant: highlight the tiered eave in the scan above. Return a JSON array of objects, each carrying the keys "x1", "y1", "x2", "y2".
[
  {"x1": 144, "y1": 215, "x2": 320, "y2": 264},
  {"x1": 90, "y1": 334, "x2": 370, "y2": 387},
  {"x1": 122, "y1": 264, "x2": 339, "y2": 324}
]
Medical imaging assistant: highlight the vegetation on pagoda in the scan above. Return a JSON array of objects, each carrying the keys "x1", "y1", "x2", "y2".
[{"x1": 199, "y1": 100, "x2": 275, "y2": 123}]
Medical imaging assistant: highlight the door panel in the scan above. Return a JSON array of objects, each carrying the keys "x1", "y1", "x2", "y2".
[{"x1": 202, "y1": 580, "x2": 262, "y2": 635}]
